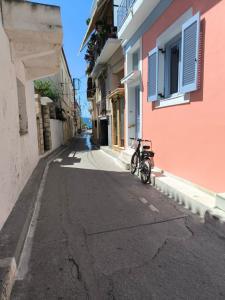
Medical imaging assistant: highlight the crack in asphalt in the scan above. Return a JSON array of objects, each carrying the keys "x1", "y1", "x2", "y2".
[
  {"x1": 87, "y1": 215, "x2": 187, "y2": 236},
  {"x1": 60, "y1": 188, "x2": 90, "y2": 299},
  {"x1": 151, "y1": 239, "x2": 168, "y2": 260},
  {"x1": 184, "y1": 217, "x2": 194, "y2": 236},
  {"x1": 68, "y1": 256, "x2": 82, "y2": 281}
]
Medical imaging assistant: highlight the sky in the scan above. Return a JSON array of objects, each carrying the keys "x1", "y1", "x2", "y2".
[{"x1": 31, "y1": 0, "x2": 93, "y2": 117}]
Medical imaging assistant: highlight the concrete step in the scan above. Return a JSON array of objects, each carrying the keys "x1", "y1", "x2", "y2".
[
  {"x1": 205, "y1": 208, "x2": 225, "y2": 238},
  {"x1": 154, "y1": 175, "x2": 215, "y2": 218},
  {"x1": 101, "y1": 146, "x2": 131, "y2": 170},
  {"x1": 216, "y1": 193, "x2": 225, "y2": 211},
  {"x1": 100, "y1": 146, "x2": 225, "y2": 237}
]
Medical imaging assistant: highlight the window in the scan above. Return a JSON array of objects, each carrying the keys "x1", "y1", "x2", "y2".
[
  {"x1": 17, "y1": 78, "x2": 28, "y2": 135},
  {"x1": 148, "y1": 12, "x2": 200, "y2": 105},
  {"x1": 165, "y1": 35, "x2": 181, "y2": 97},
  {"x1": 132, "y1": 51, "x2": 139, "y2": 71}
]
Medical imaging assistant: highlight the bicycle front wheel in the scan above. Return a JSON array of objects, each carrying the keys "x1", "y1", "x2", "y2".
[
  {"x1": 130, "y1": 152, "x2": 138, "y2": 174},
  {"x1": 140, "y1": 159, "x2": 151, "y2": 184}
]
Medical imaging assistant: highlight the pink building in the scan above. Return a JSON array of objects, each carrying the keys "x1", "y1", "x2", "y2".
[
  {"x1": 142, "y1": 0, "x2": 224, "y2": 193},
  {"x1": 117, "y1": 0, "x2": 225, "y2": 210}
]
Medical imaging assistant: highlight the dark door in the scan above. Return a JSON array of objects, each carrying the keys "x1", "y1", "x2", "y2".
[{"x1": 100, "y1": 119, "x2": 108, "y2": 146}]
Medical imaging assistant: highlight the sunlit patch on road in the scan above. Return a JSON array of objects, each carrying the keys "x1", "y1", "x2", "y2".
[{"x1": 53, "y1": 158, "x2": 63, "y2": 163}]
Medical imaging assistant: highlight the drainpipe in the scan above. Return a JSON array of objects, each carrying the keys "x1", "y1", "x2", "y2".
[{"x1": 0, "y1": 0, "x2": 3, "y2": 26}]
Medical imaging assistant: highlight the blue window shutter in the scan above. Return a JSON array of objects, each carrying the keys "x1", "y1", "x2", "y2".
[
  {"x1": 180, "y1": 12, "x2": 200, "y2": 93},
  {"x1": 148, "y1": 47, "x2": 158, "y2": 101}
]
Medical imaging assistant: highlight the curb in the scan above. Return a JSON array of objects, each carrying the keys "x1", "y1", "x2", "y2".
[
  {"x1": 204, "y1": 208, "x2": 225, "y2": 238},
  {"x1": 0, "y1": 259, "x2": 16, "y2": 300},
  {"x1": 100, "y1": 146, "x2": 225, "y2": 237},
  {"x1": 100, "y1": 147, "x2": 130, "y2": 170},
  {"x1": 0, "y1": 146, "x2": 67, "y2": 300}
]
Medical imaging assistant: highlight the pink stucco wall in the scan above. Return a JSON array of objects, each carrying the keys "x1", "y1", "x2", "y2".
[{"x1": 142, "y1": 0, "x2": 225, "y2": 193}]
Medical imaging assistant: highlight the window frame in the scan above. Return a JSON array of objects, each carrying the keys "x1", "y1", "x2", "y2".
[
  {"x1": 149, "y1": 9, "x2": 194, "y2": 108},
  {"x1": 164, "y1": 34, "x2": 182, "y2": 98},
  {"x1": 132, "y1": 50, "x2": 140, "y2": 71}
]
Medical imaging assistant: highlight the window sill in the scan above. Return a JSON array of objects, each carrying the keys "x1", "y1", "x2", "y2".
[{"x1": 154, "y1": 93, "x2": 190, "y2": 109}]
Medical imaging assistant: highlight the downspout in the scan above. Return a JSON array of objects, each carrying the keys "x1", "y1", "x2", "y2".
[{"x1": 0, "y1": 0, "x2": 3, "y2": 26}]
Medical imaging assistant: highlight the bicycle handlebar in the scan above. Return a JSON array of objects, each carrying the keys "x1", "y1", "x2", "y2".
[{"x1": 130, "y1": 138, "x2": 151, "y2": 142}]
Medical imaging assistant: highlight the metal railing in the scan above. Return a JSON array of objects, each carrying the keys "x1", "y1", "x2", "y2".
[
  {"x1": 87, "y1": 77, "x2": 96, "y2": 99},
  {"x1": 117, "y1": 0, "x2": 137, "y2": 31}
]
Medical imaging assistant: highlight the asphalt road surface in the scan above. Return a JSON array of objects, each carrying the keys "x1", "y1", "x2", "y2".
[{"x1": 11, "y1": 133, "x2": 225, "y2": 300}]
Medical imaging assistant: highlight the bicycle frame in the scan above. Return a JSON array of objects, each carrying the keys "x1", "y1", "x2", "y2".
[{"x1": 131, "y1": 138, "x2": 154, "y2": 174}]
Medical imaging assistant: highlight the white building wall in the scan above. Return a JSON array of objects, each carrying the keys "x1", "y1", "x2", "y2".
[
  {"x1": 107, "y1": 47, "x2": 124, "y2": 147},
  {"x1": 0, "y1": 21, "x2": 39, "y2": 230},
  {"x1": 50, "y1": 120, "x2": 64, "y2": 151}
]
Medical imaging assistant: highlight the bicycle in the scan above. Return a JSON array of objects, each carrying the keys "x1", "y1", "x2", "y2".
[{"x1": 130, "y1": 138, "x2": 155, "y2": 184}]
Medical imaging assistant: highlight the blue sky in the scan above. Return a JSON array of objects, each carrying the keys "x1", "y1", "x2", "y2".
[{"x1": 32, "y1": 0, "x2": 93, "y2": 117}]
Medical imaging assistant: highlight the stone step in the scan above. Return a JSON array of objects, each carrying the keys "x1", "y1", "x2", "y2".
[
  {"x1": 154, "y1": 175, "x2": 215, "y2": 218},
  {"x1": 205, "y1": 208, "x2": 225, "y2": 238},
  {"x1": 216, "y1": 193, "x2": 225, "y2": 211},
  {"x1": 101, "y1": 146, "x2": 131, "y2": 170},
  {"x1": 100, "y1": 145, "x2": 225, "y2": 236}
]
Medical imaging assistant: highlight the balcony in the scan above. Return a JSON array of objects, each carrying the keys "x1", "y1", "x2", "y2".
[
  {"x1": 117, "y1": 0, "x2": 160, "y2": 41},
  {"x1": 117, "y1": 0, "x2": 137, "y2": 31},
  {"x1": 1, "y1": 0, "x2": 62, "y2": 80},
  {"x1": 85, "y1": 24, "x2": 120, "y2": 78},
  {"x1": 87, "y1": 77, "x2": 96, "y2": 100}
]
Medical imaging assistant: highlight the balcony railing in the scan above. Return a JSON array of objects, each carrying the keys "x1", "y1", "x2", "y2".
[
  {"x1": 117, "y1": 0, "x2": 137, "y2": 31},
  {"x1": 85, "y1": 25, "x2": 117, "y2": 76},
  {"x1": 87, "y1": 77, "x2": 96, "y2": 99}
]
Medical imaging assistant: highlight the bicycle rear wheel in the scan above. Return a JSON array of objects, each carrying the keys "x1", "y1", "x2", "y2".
[
  {"x1": 130, "y1": 152, "x2": 138, "y2": 174},
  {"x1": 140, "y1": 159, "x2": 151, "y2": 184}
]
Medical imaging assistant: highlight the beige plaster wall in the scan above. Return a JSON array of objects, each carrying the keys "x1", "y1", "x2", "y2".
[
  {"x1": 50, "y1": 119, "x2": 64, "y2": 150},
  {"x1": 0, "y1": 21, "x2": 39, "y2": 230}
]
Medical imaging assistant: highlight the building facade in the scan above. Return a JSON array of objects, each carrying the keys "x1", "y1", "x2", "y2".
[
  {"x1": 0, "y1": 0, "x2": 62, "y2": 230},
  {"x1": 84, "y1": 0, "x2": 225, "y2": 207},
  {"x1": 117, "y1": 0, "x2": 225, "y2": 199},
  {"x1": 84, "y1": 0, "x2": 125, "y2": 147},
  {"x1": 40, "y1": 49, "x2": 75, "y2": 144}
]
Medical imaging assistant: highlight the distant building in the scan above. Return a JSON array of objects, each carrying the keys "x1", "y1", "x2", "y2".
[
  {"x1": 82, "y1": 0, "x2": 125, "y2": 147},
  {"x1": 37, "y1": 49, "x2": 76, "y2": 148}
]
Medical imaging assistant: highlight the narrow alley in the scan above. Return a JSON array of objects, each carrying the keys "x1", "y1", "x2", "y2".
[{"x1": 11, "y1": 134, "x2": 225, "y2": 300}]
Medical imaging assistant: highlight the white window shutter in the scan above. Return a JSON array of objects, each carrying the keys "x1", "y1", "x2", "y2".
[
  {"x1": 148, "y1": 47, "x2": 158, "y2": 101},
  {"x1": 180, "y1": 12, "x2": 200, "y2": 93}
]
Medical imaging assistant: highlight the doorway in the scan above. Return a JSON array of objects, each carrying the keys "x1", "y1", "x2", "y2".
[
  {"x1": 128, "y1": 85, "x2": 141, "y2": 146},
  {"x1": 100, "y1": 118, "x2": 108, "y2": 146}
]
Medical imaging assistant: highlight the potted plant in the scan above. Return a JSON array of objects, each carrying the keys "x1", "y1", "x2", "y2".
[
  {"x1": 86, "y1": 18, "x2": 90, "y2": 26},
  {"x1": 95, "y1": 20, "x2": 104, "y2": 32}
]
